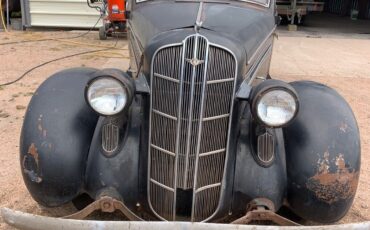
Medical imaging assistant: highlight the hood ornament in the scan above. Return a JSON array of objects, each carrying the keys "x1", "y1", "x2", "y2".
[{"x1": 186, "y1": 58, "x2": 205, "y2": 67}]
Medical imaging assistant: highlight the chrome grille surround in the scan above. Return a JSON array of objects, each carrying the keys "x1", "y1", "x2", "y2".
[{"x1": 148, "y1": 34, "x2": 237, "y2": 222}]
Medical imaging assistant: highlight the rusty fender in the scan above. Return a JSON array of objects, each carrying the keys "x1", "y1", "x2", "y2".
[
  {"x1": 20, "y1": 68, "x2": 99, "y2": 207},
  {"x1": 2, "y1": 208, "x2": 370, "y2": 230},
  {"x1": 283, "y1": 81, "x2": 361, "y2": 223}
]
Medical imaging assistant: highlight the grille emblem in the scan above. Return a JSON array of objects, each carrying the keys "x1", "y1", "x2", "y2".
[{"x1": 185, "y1": 58, "x2": 205, "y2": 67}]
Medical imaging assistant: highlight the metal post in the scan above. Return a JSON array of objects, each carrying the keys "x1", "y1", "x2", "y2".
[
  {"x1": 6, "y1": 0, "x2": 9, "y2": 28},
  {"x1": 290, "y1": 0, "x2": 296, "y2": 25},
  {"x1": 287, "y1": 0, "x2": 298, "y2": 31}
]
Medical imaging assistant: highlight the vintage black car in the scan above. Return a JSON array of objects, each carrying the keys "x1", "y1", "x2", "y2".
[{"x1": 19, "y1": 0, "x2": 360, "y2": 225}]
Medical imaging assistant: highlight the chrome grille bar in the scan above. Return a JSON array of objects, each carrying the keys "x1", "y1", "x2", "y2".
[
  {"x1": 101, "y1": 123, "x2": 119, "y2": 154},
  {"x1": 148, "y1": 35, "x2": 237, "y2": 222},
  {"x1": 182, "y1": 35, "x2": 199, "y2": 190}
]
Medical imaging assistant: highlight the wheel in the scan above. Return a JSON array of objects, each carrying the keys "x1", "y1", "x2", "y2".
[{"x1": 99, "y1": 26, "x2": 107, "y2": 40}]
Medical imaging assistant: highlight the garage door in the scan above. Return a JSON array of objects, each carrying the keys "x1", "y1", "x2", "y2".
[{"x1": 23, "y1": 0, "x2": 103, "y2": 28}]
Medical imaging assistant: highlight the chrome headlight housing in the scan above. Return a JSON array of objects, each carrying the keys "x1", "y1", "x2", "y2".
[
  {"x1": 251, "y1": 80, "x2": 299, "y2": 128},
  {"x1": 85, "y1": 71, "x2": 135, "y2": 116}
]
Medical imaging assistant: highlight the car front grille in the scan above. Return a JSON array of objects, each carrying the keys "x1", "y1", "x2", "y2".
[{"x1": 148, "y1": 34, "x2": 237, "y2": 221}]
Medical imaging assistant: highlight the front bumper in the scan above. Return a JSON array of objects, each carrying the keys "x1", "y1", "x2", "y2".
[{"x1": 2, "y1": 208, "x2": 370, "y2": 230}]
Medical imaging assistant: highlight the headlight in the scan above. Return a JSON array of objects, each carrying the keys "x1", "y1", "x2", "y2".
[
  {"x1": 86, "y1": 77, "x2": 128, "y2": 116},
  {"x1": 251, "y1": 80, "x2": 299, "y2": 127}
]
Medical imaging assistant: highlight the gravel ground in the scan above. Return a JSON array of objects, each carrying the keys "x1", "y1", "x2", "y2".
[{"x1": 0, "y1": 30, "x2": 369, "y2": 229}]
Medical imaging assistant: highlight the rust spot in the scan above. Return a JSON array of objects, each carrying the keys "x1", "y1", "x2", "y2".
[
  {"x1": 23, "y1": 168, "x2": 42, "y2": 183},
  {"x1": 335, "y1": 154, "x2": 346, "y2": 171},
  {"x1": 307, "y1": 153, "x2": 359, "y2": 204},
  {"x1": 28, "y1": 143, "x2": 39, "y2": 168},
  {"x1": 22, "y1": 146, "x2": 42, "y2": 183},
  {"x1": 317, "y1": 150, "x2": 330, "y2": 174}
]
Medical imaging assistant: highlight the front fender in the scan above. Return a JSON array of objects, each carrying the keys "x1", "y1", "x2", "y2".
[
  {"x1": 84, "y1": 95, "x2": 143, "y2": 213},
  {"x1": 232, "y1": 104, "x2": 287, "y2": 214},
  {"x1": 20, "y1": 68, "x2": 99, "y2": 206},
  {"x1": 284, "y1": 81, "x2": 361, "y2": 223}
]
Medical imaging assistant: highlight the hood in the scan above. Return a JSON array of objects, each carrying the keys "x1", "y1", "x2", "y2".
[{"x1": 130, "y1": 1, "x2": 275, "y2": 60}]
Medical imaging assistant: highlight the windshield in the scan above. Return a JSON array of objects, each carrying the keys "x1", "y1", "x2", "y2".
[{"x1": 135, "y1": 0, "x2": 270, "y2": 8}]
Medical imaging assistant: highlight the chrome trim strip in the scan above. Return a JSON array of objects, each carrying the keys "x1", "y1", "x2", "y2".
[
  {"x1": 150, "y1": 179, "x2": 175, "y2": 192},
  {"x1": 152, "y1": 109, "x2": 178, "y2": 121},
  {"x1": 203, "y1": 114, "x2": 230, "y2": 121},
  {"x1": 195, "y1": 183, "x2": 222, "y2": 193},
  {"x1": 182, "y1": 35, "x2": 200, "y2": 189},
  {"x1": 172, "y1": 37, "x2": 187, "y2": 222},
  {"x1": 191, "y1": 34, "x2": 210, "y2": 222},
  {"x1": 247, "y1": 45, "x2": 273, "y2": 85},
  {"x1": 154, "y1": 73, "x2": 180, "y2": 83},
  {"x1": 151, "y1": 144, "x2": 176, "y2": 157},
  {"x1": 127, "y1": 21, "x2": 145, "y2": 70},
  {"x1": 127, "y1": 21, "x2": 144, "y2": 52},
  {"x1": 199, "y1": 148, "x2": 226, "y2": 157},
  {"x1": 247, "y1": 26, "x2": 276, "y2": 65},
  {"x1": 207, "y1": 78, "x2": 234, "y2": 84}
]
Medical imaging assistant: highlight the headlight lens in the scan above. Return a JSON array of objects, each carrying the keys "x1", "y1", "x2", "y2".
[
  {"x1": 256, "y1": 90, "x2": 297, "y2": 127},
  {"x1": 87, "y1": 77, "x2": 127, "y2": 115}
]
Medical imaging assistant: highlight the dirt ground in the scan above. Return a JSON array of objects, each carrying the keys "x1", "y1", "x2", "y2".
[{"x1": 0, "y1": 30, "x2": 369, "y2": 229}]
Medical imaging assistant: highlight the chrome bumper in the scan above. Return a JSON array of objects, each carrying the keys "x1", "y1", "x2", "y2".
[{"x1": 2, "y1": 208, "x2": 370, "y2": 230}]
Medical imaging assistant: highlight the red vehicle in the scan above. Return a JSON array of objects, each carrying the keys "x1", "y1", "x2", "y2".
[{"x1": 89, "y1": 0, "x2": 127, "y2": 40}]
